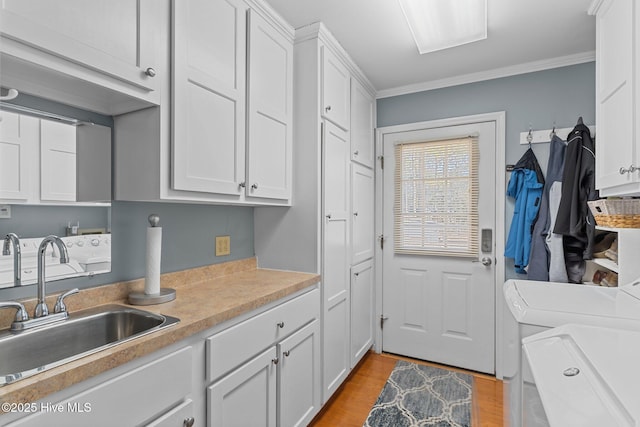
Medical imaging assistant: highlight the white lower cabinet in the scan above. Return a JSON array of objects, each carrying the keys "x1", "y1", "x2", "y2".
[
  {"x1": 5, "y1": 346, "x2": 194, "y2": 427},
  {"x1": 207, "y1": 288, "x2": 321, "y2": 427},
  {"x1": 208, "y1": 347, "x2": 278, "y2": 427}
]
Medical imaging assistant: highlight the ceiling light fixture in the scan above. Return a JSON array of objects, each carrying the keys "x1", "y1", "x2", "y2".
[{"x1": 399, "y1": 0, "x2": 487, "y2": 54}]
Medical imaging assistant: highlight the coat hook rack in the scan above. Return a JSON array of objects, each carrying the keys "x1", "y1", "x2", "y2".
[{"x1": 519, "y1": 124, "x2": 596, "y2": 145}]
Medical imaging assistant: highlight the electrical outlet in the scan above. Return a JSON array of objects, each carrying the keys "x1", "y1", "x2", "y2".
[
  {"x1": 0, "y1": 205, "x2": 11, "y2": 219},
  {"x1": 215, "y1": 235, "x2": 231, "y2": 256}
]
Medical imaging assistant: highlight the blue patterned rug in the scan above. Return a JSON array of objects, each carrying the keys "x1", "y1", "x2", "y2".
[{"x1": 363, "y1": 360, "x2": 472, "y2": 427}]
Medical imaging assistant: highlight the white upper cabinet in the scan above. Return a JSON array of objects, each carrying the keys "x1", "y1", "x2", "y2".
[
  {"x1": 0, "y1": 0, "x2": 163, "y2": 113},
  {"x1": 0, "y1": 111, "x2": 37, "y2": 201},
  {"x1": 321, "y1": 46, "x2": 351, "y2": 131},
  {"x1": 590, "y1": 0, "x2": 640, "y2": 196},
  {"x1": 114, "y1": 0, "x2": 294, "y2": 205},
  {"x1": 172, "y1": 0, "x2": 247, "y2": 196},
  {"x1": 350, "y1": 78, "x2": 375, "y2": 168},
  {"x1": 40, "y1": 120, "x2": 76, "y2": 202},
  {"x1": 246, "y1": 9, "x2": 293, "y2": 201}
]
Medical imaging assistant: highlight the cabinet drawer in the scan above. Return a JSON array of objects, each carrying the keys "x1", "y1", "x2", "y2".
[
  {"x1": 146, "y1": 398, "x2": 194, "y2": 427},
  {"x1": 206, "y1": 288, "x2": 320, "y2": 382},
  {"x1": 7, "y1": 346, "x2": 192, "y2": 427}
]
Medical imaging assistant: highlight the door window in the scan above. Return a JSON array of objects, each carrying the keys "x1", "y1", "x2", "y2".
[{"x1": 393, "y1": 136, "x2": 479, "y2": 257}]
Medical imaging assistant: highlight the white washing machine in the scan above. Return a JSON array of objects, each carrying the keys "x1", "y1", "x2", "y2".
[
  {"x1": 502, "y1": 279, "x2": 640, "y2": 426},
  {"x1": 523, "y1": 323, "x2": 640, "y2": 426}
]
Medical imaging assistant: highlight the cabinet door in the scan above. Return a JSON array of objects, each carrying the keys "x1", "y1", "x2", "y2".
[
  {"x1": 351, "y1": 163, "x2": 375, "y2": 264},
  {"x1": 0, "y1": 112, "x2": 37, "y2": 201},
  {"x1": 322, "y1": 121, "x2": 350, "y2": 400},
  {"x1": 40, "y1": 120, "x2": 77, "y2": 202},
  {"x1": 0, "y1": 0, "x2": 160, "y2": 98},
  {"x1": 351, "y1": 259, "x2": 374, "y2": 367},
  {"x1": 321, "y1": 47, "x2": 350, "y2": 131},
  {"x1": 245, "y1": 11, "x2": 293, "y2": 199},
  {"x1": 595, "y1": 0, "x2": 638, "y2": 192},
  {"x1": 172, "y1": 0, "x2": 246, "y2": 196},
  {"x1": 279, "y1": 320, "x2": 321, "y2": 427},
  {"x1": 246, "y1": 10, "x2": 293, "y2": 201},
  {"x1": 350, "y1": 78, "x2": 375, "y2": 168},
  {"x1": 208, "y1": 347, "x2": 277, "y2": 427}
]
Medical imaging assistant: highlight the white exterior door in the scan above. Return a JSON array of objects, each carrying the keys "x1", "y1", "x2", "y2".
[{"x1": 381, "y1": 120, "x2": 497, "y2": 374}]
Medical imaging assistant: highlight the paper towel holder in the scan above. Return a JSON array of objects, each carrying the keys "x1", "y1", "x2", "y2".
[{"x1": 128, "y1": 214, "x2": 176, "y2": 306}]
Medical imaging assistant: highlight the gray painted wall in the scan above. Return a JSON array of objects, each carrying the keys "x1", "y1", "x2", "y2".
[
  {"x1": 1, "y1": 201, "x2": 255, "y2": 300},
  {"x1": 377, "y1": 62, "x2": 596, "y2": 279}
]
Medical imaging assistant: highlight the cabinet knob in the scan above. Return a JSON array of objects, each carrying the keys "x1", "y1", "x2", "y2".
[
  {"x1": 283, "y1": 350, "x2": 290, "y2": 357},
  {"x1": 272, "y1": 357, "x2": 279, "y2": 365},
  {"x1": 183, "y1": 417, "x2": 195, "y2": 427},
  {"x1": 238, "y1": 181, "x2": 246, "y2": 188},
  {"x1": 353, "y1": 212, "x2": 358, "y2": 217},
  {"x1": 251, "y1": 183, "x2": 259, "y2": 190},
  {"x1": 277, "y1": 321, "x2": 285, "y2": 328},
  {"x1": 326, "y1": 214, "x2": 332, "y2": 219},
  {"x1": 354, "y1": 272, "x2": 360, "y2": 277},
  {"x1": 145, "y1": 67, "x2": 156, "y2": 77},
  {"x1": 325, "y1": 105, "x2": 332, "y2": 112},
  {"x1": 354, "y1": 150, "x2": 359, "y2": 156}
]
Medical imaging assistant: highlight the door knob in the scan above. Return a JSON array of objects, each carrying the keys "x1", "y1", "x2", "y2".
[{"x1": 481, "y1": 257, "x2": 492, "y2": 266}]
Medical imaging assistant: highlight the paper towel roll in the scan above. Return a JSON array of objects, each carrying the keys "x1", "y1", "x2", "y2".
[{"x1": 145, "y1": 226, "x2": 162, "y2": 295}]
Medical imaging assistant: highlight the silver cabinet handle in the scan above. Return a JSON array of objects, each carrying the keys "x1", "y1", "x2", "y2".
[
  {"x1": 326, "y1": 214, "x2": 332, "y2": 219},
  {"x1": 272, "y1": 358, "x2": 279, "y2": 365},
  {"x1": 251, "y1": 183, "x2": 258, "y2": 190},
  {"x1": 354, "y1": 150, "x2": 359, "y2": 156},
  {"x1": 183, "y1": 417, "x2": 195, "y2": 427},
  {"x1": 620, "y1": 165, "x2": 638, "y2": 174},
  {"x1": 145, "y1": 67, "x2": 156, "y2": 77},
  {"x1": 277, "y1": 321, "x2": 285, "y2": 328},
  {"x1": 353, "y1": 212, "x2": 358, "y2": 216},
  {"x1": 283, "y1": 350, "x2": 290, "y2": 357},
  {"x1": 238, "y1": 182, "x2": 246, "y2": 188},
  {"x1": 325, "y1": 105, "x2": 332, "y2": 112}
]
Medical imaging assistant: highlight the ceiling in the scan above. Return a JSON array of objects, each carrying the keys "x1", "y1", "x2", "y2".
[{"x1": 266, "y1": 0, "x2": 596, "y2": 97}]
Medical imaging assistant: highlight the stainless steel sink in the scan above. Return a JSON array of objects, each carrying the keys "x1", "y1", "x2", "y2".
[{"x1": 0, "y1": 304, "x2": 179, "y2": 386}]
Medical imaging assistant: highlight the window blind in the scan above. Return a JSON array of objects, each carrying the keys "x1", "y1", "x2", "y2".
[{"x1": 394, "y1": 136, "x2": 479, "y2": 257}]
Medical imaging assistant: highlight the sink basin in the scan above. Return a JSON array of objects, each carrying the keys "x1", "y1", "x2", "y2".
[{"x1": 0, "y1": 304, "x2": 179, "y2": 386}]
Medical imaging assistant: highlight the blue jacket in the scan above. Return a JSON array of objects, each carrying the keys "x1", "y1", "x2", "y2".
[{"x1": 505, "y1": 168, "x2": 543, "y2": 274}]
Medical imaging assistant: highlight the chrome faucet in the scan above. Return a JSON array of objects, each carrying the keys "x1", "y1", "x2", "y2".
[
  {"x1": 3, "y1": 233, "x2": 21, "y2": 287},
  {"x1": 35, "y1": 235, "x2": 69, "y2": 318}
]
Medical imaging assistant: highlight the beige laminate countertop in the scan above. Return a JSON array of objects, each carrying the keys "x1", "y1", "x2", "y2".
[{"x1": 0, "y1": 258, "x2": 320, "y2": 407}]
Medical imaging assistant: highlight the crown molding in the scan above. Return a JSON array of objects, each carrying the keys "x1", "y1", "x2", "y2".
[
  {"x1": 376, "y1": 51, "x2": 596, "y2": 99},
  {"x1": 244, "y1": 0, "x2": 294, "y2": 40},
  {"x1": 294, "y1": 22, "x2": 376, "y2": 97},
  {"x1": 587, "y1": 0, "x2": 605, "y2": 15}
]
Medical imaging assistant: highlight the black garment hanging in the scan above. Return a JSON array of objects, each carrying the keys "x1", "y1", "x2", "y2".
[{"x1": 553, "y1": 117, "x2": 597, "y2": 283}]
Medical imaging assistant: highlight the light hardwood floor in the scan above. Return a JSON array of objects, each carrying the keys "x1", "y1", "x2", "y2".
[{"x1": 310, "y1": 351, "x2": 504, "y2": 427}]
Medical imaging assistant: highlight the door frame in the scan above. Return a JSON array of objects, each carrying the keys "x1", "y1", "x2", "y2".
[{"x1": 374, "y1": 111, "x2": 507, "y2": 378}]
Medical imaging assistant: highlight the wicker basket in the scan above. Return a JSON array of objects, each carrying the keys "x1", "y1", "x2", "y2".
[{"x1": 588, "y1": 199, "x2": 640, "y2": 228}]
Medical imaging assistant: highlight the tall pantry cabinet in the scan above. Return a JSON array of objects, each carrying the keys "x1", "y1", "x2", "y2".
[{"x1": 254, "y1": 22, "x2": 376, "y2": 403}]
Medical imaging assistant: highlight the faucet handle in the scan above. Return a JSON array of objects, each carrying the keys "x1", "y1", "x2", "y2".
[
  {"x1": 0, "y1": 301, "x2": 29, "y2": 322},
  {"x1": 54, "y1": 288, "x2": 79, "y2": 314}
]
